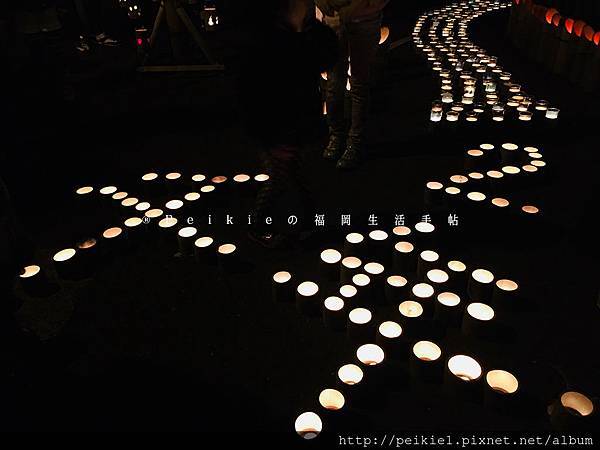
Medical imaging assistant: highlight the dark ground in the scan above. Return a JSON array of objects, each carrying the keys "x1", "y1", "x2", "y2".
[{"x1": 1, "y1": 0, "x2": 599, "y2": 443}]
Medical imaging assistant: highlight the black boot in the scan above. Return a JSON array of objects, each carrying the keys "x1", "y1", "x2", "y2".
[
  {"x1": 322, "y1": 134, "x2": 346, "y2": 161},
  {"x1": 336, "y1": 141, "x2": 363, "y2": 170}
]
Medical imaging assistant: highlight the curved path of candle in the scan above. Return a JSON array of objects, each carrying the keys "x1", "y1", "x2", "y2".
[
  {"x1": 429, "y1": 141, "x2": 545, "y2": 215},
  {"x1": 415, "y1": 0, "x2": 557, "y2": 123}
]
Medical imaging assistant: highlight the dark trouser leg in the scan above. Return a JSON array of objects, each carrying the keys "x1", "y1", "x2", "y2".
[
  {"x1": 347, "y1": 17, "x2": 381, "y2": 152},
  {"x1": 326, "y1": 24, "x2": 349, "y2": 140}
]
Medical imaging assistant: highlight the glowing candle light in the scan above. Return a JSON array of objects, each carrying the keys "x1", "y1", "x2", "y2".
[
  {"x1": 344, "y1": 232, "x2": 365, "y2": 257},
  {"x1": 447, "y1": 354, "x2": 483, "y2": 382},
  {"x1": 341, "y1": 256, "x2": 362, "y2": 283},
  {"x1": 356, "y1": 344, "x2": 385, "y2": 366},
  {"x1": 393, "y1": 241, "x2": 416, "y2": 273},
  {"x1": 348, "y1": 307, "x2": 374, "y2": 342},
  {"x1": 319, "y1": 389, "x2": 345, "y2": 411},
  {"x1": 385, "y1": 275, "x2": 408, "y2": 304},
  {"x1": 410, "y1": 340, "x2": 443, "y2": 382},
  {"x1": 320, "y1": 248, "x2": 342, "y2": 280},
  {"x1": 338, "y1": 364, "x2": 364, "y2": 386},
  {"x1": 492, "y1": 278, "x2": 519, "y2": 311},
  {"x1": 19, "y1": 264, "x2": 53, "y2": 297},
  {"x1": 272, "y1": 271, "x2": 293, "y2": 303},
  {"x1": 294, "y1": 412, "x2": 322, "y2": 439},
  {"x1": 99, "y1": 186, "x2": 117, "y2": 196},
  {"x1": 417, "y1": 250, "x2": 439, "y2": 278},
  {"x1": 484, "y1": 366, "x2": 521, "y2": 412},
  {"x1": 112, "y1": 191, "x2": 128, "y2": 201},
  {"x1": 323, "y1": 296, "x2": 345, "y2": 331},
  {"x1": 296, "y1": 281, "x2": 320, "y2": 316},
  {"x1": 52, "y1": 248, "x2": 79, "y2": 280},
  {"x1": 486, "y1": 370, "x2": 518, "y2": 394},
  {"x1": 177, "y1": 226, "x2": 198, "y2": 256},
  {"x1": 468, "y1": 268, "x2": 494, "y2": 300},
  {"x1": 194, "y1": 236, "x2": 215, "y2": 265},
  {"x1": 425, "y1": 181, "x2": 444, "y2": 206}
]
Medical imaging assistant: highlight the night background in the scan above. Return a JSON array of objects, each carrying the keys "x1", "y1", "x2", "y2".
[{"x1": 1, "y1": 0, "x2": 599, "y2": 443}]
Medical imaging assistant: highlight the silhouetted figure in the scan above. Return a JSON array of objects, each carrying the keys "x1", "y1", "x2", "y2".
[
  {"x1": 234, "y1": 0, "x2": 337, "y2": 248},
  {"x1": 317, "y1": 0, "x2": 389, "y2": 169}
]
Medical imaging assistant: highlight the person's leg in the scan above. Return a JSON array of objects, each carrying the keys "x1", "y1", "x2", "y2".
[
  {"x1": 337, "y1": 15, "x2": 381, "y2": 170},
  {"x1": 323, "y1": 18, "x2": 349, "y2": 160}
]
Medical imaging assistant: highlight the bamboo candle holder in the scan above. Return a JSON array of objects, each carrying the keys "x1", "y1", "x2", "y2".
[
  {"x1": 323, "y1": 296, "x2": 346, "y2": 331},
  {"x1": 434, "y1": 291, "x2": 462, "y2": 326},
  {"x1": 344, "y1": 233, "x2": 366, "y2": 258},
  {"x1": 385, "y1": 275, "x2": 409, "y2": 304},
  {"x1": 376, "y1": 321, "x2": 406, "y2": 360},
  {"x1": 393, "y1": 241, "x2": 416, "y2": 273},
  {"x1": 462, "y1": 302, "x2": 495, "y2": 338},
  {"x1": 410, "y1": 340, "x2": 443, "y2": 383},
  {"x1": 340, "y1": 256, "x2": 362, "y2": 284},
  {"x1": 320, "y1": 249, "x2": 342, "y2": 281},
  {"x1": 445, "y1": 354, "x2": 484, "y2": 403},
  {"x1": 347, "y1": 307, "x2": 375, "y2": 344},
  {"x1": 296, "y1": 281, "x2": 320, "y2": 317},
  {"x1": 484, "y1": 369, "x2": 520, "y2": 412},
  {"x1": 194, "y1": 236, "x2": 216, "y2": 265}
]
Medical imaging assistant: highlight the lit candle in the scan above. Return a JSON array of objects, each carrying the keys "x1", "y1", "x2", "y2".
[
  {"x1": 376, "y1": 321, "x2": 405, "y2": 360},
  {"x1": 19, "y1": 264, "x2": 53, "y2": 297},
  {"x1": 272, "y1": 271, "x2": 293, "y2": 303},
  {"x1": 410, "y1": 340, "x2": 443, "y2": 382},
  {"x1": 425, "y1": 181, "x2": 444, "y2": 207},
  {"x1": 385, "y1": 275, "x2": 409, "y2": 304},
  {"x1": 217, "y1": 243, "x2": 238, "y2": 273},
  {"x1": 356, "y1": 343, "x2": 385, "y2": 367},
  {"x1": 445, "y1": 354, "x2": 484, "y2": 402},
  {"x1": 500, "y1": 142, "x2": 519, "y2": 164},
  {"x1": 549, "y1": 391, "x2": 595, "y2": 431},
  {"x1": 492, "y1": 278, "x2": 519, "y2": 312},
  {"x1": 340, "y1": 256, "x2": 362, "y2": 284},
  {"x1": 462, "y1": 302, "x2": 495, "y2": 337},
  {"x1": 318, "y1": 388, "x2": 345, "y2": 412},
  {"x1": 398, "y1": 300, "x2": 424, "y2": 338},
  {"x1": 294, "y1": 412, "x2": 322, "y2": 440},
  {"x1": 468, "y1": 268, "x2": 494, "y2": 301},
  {"x1": 434, "y1": 291, "x2": 462, "y2": 326},
  {"x1": 320, "y1": 249, "x2": 342, "y2": 281},
  {"x1": 296, "y1": 281, "x2": 320, "y2": 316},
  {"x1": 165, "y1": 172, "x2": 183, "y2": 194},
  {"x1": 417, "y1": 250, "x2": 440, "y2": 279},
  {"x1": 367, "y1": 230, "x2": 389, "y2": 264},
  {"x1": 343, "y1": 232, "x2": 365, "y2": 257},
  {"x1": 52, "y1": 248, "x2": 78, "y2": 280},
  {"x1": 177, "y1": 226, "x2": 198, "y2": 256},
  {"x1": 347, "y1": 307, "x2": 374, "y2": 343},
  {"x1": 393, "y1": 241, "x2": 416, "y2": 273},
  {"x1": 194, "y1": 236, "x2": 215, "y2": 265},
  {"x1": 545, "y1": 107, "x2": 559, "y2": 120},
  {"x1": 484, "y1": 369, "x2": 519, "y2": 411},
  {"x1": 323, "y1": 296, "x2": 345, "y2": 331}
]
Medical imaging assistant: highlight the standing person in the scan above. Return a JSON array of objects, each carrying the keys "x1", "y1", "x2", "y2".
[
  {"x1": 317, "y1": 0, "x2": 388, "y2": 170},
  {"x1": 233, "y1": 0, "x2": 337, "y2": 248}
]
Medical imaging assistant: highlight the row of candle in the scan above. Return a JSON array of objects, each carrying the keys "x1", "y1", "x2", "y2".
[
  {"x1": 509, "y1": 0, "x2": 600, "y2": 93},
  {"x1": 294, "y1": 347, "x2": 528, "y2": 439},
  {"x1": 17, "y1": 169, "x2": 272, "y2": 295}
]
